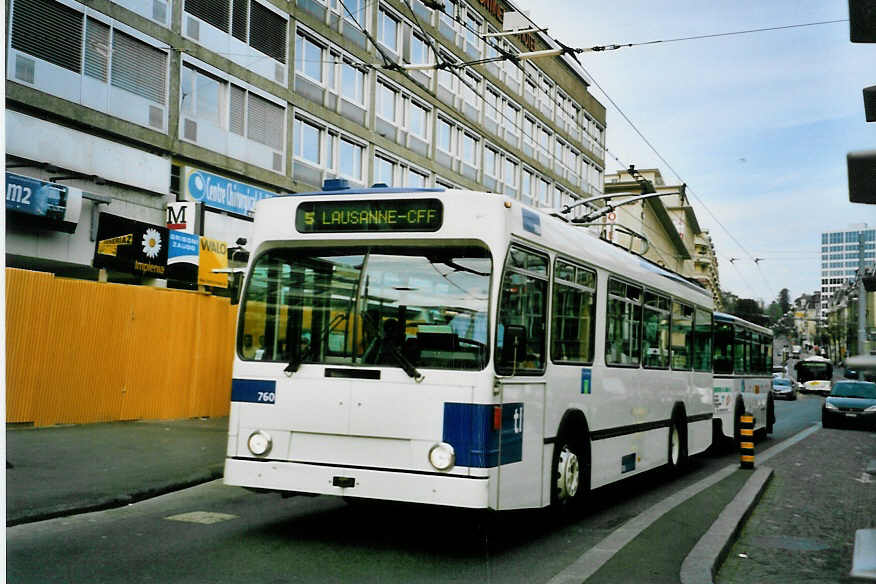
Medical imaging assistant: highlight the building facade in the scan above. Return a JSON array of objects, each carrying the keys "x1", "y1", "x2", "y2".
[
  {"x1": 820, "y1": 224, "x2": 875, "y2": 316},
  {"x1": 5, "y1": 0, "x2": 607, "y2": 285},
  {"x1": 603, "y1": 168, "x2": 722, "y2": 309}
]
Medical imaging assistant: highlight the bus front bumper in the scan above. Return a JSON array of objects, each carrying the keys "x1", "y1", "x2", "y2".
[{"x1": 223, "y1": 457, "x2": 490, "y2": 508}]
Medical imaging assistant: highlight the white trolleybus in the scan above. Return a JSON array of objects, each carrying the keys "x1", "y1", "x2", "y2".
[
  {"x1": 224, "y1": 182, "x2": 716, "y2": 510},
  {"x1": 711, "y1": 312, "x2": 775, "y2": 444}
]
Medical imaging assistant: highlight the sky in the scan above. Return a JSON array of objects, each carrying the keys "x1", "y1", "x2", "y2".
[{"x1": 513, "y1": 0, "x2": 876, "y2": 304}]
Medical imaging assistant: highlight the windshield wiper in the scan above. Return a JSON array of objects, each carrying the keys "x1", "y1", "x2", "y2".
[
  {"x1": 285, "y1": 313, "x2": 347, "y2": 376},
  {"x1": 387, "y1": 344, "x2": 424, "y2": 383}
]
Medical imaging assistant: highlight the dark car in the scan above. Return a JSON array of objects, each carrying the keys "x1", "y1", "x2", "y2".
[
  {"x1": 771, "y1": 377, "x2": 796, "y2": 400},
  {"x1": 821, "y1": 380, "x2": 876, "y2": 429}
]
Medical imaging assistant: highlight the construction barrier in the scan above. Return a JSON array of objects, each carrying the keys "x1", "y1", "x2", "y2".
[
  {"x1": 6, "y1": 268, "x2": 236, "y2": 426},
  {"x1": 739, "y1": 412, "x2": 755, "y2": 469}
]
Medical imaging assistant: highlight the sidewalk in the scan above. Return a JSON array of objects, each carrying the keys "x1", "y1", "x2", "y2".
[
  {"x1": 5, "y1": 417, "x2": 228, "y2": 526},
  {"x1": 5, "y1": 416, "x2": 874, "y2": 583}
]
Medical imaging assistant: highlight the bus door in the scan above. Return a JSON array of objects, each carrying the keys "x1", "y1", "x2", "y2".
[{"x1": 493, "y1": 245, "x2": 549, "y2": 510}]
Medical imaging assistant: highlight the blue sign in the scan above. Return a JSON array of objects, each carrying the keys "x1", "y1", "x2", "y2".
[
  {"x1": 442, "y1": 402, "x2": 524, "y2": 467},
  {"x1": 522, "y1": 208, "x2": 541, "y2": 236},
  {"x1": 581, "y1": 368, "x2": 592, "y2": 394},
  {"x1": 185, "y1": 168, "x2": 276, "y2": 216},
  {"x1": 6, "y1": 172, "x2": 82, "y2": 232},
  {"x1": 231, "y1": 379, "x2": 277, "y2": 404}
]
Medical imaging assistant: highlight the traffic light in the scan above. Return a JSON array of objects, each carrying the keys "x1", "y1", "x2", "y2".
[
  {"x1": 847, "y1": 150, "x2": 876, "y2": 204},
  {"x1": 850, "y1": 0, "x2": 876, "y2": 42},
  {"x1": 866, "y1": 85, "x2": 876, "y2": 122}
]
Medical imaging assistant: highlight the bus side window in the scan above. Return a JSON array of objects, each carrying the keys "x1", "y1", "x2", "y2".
[{"x1": 496, "y1": 246, "x2": 548, "y2": 375}]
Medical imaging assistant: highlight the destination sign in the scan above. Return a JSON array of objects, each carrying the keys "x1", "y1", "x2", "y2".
[{"x1": 296, "y1": 199, "x2": 443, "y2": 233}]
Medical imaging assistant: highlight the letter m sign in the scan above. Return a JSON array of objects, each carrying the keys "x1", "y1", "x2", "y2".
[{"x1": 167, "y1": 202, "x2": 197, "y2": 233}]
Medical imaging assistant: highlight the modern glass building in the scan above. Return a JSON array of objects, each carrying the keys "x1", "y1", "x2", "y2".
[
  {"x1": 820, "y1": 224, "x2": 876, "y2": 314},
  {"x1": 5, "y1": 0, "x2": 607, "y2": 283}
]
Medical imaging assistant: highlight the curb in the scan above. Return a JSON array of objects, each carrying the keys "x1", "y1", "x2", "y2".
[
  {"x1": 6, "y1": 467, "x2": 224, "y2": 527},
  {"x1": 680, "y1": 466, "x2": 773, "y2": 584}
]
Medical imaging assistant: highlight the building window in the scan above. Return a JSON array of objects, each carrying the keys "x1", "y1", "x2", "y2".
[
  {"x1": 407, "y1": 100, "x2": 429, "y2": 139},
  {"x1": 295, "y1": 31, "x2": 324, "y2": 82},
  {"x1": 185, "y1": 0, "x2": 287, "y2": 63},
  {"x1": 181, "y1": 64, "x2": 222, "y2": 126},
  {"x1": 340, "y1": 61, "x2": 366, "y2": 105},
  {"x1": 437, "y1": 117, "x2": 453, "y2": 153},
  {"x1": 377, "y1": 7, "x2": 399, "y2": 53},
  {"x1": 294, "y1": 117, "x2": 322, "y2": 164},
  {"x1": 338, "y1": 138, "x2": 364, "y2": 181},
  {"x1": 374, "y1": 155, "x2": 396, "y2": 186},
  {"x1": 377, "y1": 81, "x2": 398, "y2": 123},
  {"x1": 461, "y1": 132, "x2": 479, "y2": 168},
  {"x1": 410, "y1": 33, "x2": 430, "y2": 71},
  {"x1": 463, "y1": 10, "x2": 482, "y2": 57}
]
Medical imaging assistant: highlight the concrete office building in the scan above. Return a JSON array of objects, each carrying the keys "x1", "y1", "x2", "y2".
[
  {"x1": 5, "y1": 0, "x2": 607, "y2": 285},
  {"x1": 820, "y1": 224, "x2": 875, "y2": 315}
]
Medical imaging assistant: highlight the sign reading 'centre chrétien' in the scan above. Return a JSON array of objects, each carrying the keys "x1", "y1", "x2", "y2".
[{"x1": 295, "y1": 199, "x2": 443, "y2": 233}]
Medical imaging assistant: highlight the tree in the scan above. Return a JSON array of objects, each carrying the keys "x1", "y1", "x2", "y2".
[
  {"x1": 733, "y1": 298, "x2": 769, "y2": 326},
  {"x1": 778, "y1": 288, "x2": 791, "y2": 315}
]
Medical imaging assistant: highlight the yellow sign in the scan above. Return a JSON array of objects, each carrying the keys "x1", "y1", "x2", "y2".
[
  {"x1": 97, "y1": 234, "x2": 133, "y2": 257},
  {"x1": 198, "y1": 236, "x2": 228, "y2": 288},
  {"x1": 794, "y1": 311, "x2": 805, "y2": 318}
]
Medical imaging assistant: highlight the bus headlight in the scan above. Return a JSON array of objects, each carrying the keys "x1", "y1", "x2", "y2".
[
  {"x1": 428, "y1": 443, "x2": 455, "y2": 471},
  {"x1": 247, "y1": 430, "x2": 272, "y2": 456}
]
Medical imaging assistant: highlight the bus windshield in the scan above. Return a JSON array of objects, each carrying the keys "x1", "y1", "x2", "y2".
[
  {"x1": 795, "y1": 360, "x2": 833, "y2": 383},
  {"x1": 238, "y1": 245, "x2": 492, "y2": 371}
]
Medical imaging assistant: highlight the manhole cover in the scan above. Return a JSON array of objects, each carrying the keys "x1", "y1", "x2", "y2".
[{"x1": 751, "y1": 535, "x2": 830, "y2": 551}]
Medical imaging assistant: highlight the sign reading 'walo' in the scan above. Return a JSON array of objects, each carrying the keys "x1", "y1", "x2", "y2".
[
  {"x1": 184, "y1": 167, "x2": 276, "y2": 217},
  {"x1": 93, "y1": 213, "x2": 168, "y2": 277}
]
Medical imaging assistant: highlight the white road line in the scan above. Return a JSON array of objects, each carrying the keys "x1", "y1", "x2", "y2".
[{"x1": 546, "y1": 424, "x2": 821, "y2": 584}]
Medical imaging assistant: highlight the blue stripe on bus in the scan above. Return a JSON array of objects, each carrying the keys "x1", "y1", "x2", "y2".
[
  {"x1": 442, "y1": 403, "x2": 524, "y2": 468},
  {"x1": 231, "y1": 379, "x2": 276, "y2": 404}
]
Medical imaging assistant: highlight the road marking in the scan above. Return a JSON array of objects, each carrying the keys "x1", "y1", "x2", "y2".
[
  {"x1": 165, "y1": 511, "x2": 238, "y2": 525},
  {"x1": 546, "y1": 423, "x2": 821, "y2": 584}
]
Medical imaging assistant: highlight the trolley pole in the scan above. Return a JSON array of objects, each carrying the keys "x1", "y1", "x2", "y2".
[{"x1": 739, "y1": 412, "x2": 755, "y2": 469}]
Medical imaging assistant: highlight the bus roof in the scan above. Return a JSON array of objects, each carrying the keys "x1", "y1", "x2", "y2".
[{"x1": 713, "y1": 312, "x2": 774, "y2": 336}]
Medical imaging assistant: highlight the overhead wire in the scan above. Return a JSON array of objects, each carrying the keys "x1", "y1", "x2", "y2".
[{"x1": 507, "y1": 7, "x2": 786, "y2": 300}]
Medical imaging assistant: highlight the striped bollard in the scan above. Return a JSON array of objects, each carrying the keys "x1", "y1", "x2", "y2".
[{"x1": 739, "y1": 412, "x2": 755, "y2": 469}]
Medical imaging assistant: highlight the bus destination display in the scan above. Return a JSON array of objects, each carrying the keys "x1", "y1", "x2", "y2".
[{"x1": 296, "y1": 199, "x2": 443, "y2": 233}]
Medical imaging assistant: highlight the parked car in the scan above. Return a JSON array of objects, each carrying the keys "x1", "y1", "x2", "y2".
[
  {"x1": 821, "y1": 380, "x2": 876, "y2": 429},
  {"x1": 771, "y1": 377, "x2": 796, "y2": 400}
]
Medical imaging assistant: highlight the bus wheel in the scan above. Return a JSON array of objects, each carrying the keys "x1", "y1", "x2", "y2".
[
  {"x1": 667, "y1": 412, "x2": 688, "y2": 472},
  {"x1": 551, "y1": 432, "x2": 588, "y2": 510}
]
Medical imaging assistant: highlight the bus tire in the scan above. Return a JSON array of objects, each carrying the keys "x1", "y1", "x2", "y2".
[
  {"x1": 667, "y1": 408, "x2": 688, "y2": 473},
  {"x1": 550, "y1": 421, "x2": 590, "y2": 512}
]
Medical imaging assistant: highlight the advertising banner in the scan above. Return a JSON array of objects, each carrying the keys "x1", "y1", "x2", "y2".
[
  {"x1": 93, "y1": 213, "x2": 168, "y2": 277},
  {"x1": 166, "y1": 230, "x2": 200, "y2": 284},
  {"x1": 198, "y1": 236, "x2": 228, "y2": 288},
  {"x1": 184, "y1": 167, "x2": 276, "y2": 217},
  {"x1": 6, "y1": 172, "x2": 83, "y2": 233}
]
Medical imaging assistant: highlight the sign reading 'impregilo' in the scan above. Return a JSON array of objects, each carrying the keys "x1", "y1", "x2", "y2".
[{"x1": 184, "y1": 168, "x2": 275, "y2": 217}]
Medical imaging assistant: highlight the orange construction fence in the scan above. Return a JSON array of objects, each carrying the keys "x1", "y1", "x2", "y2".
[{"x1": 6, "y1": 268, "x2": 236, "y2": 426}]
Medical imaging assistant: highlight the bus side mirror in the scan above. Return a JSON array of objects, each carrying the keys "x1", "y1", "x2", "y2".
[
  {"x1": 229, "y1": 271, "x2": 244, "y2": 306},
  {"x1": 499, "y1": 325, "x2": 527, "y2": 371}
]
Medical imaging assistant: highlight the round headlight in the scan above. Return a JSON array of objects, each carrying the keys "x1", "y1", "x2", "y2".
[
  {"x1": 247, "y1": 430, "x2": 272, "y2": 456},
  {"x1": 428, "y1": 442, "x2": 455, "y2": 471}
]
